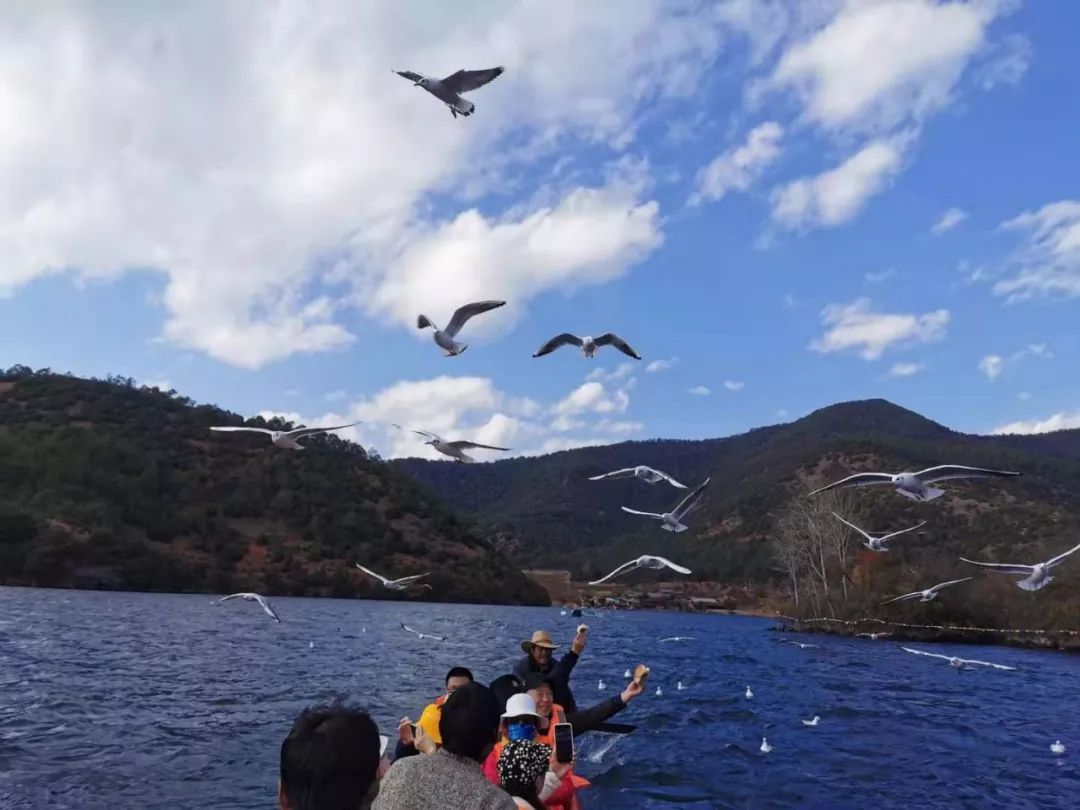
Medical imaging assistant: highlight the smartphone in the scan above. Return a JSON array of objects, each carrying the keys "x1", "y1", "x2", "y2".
[{"x1": 553, "y1": 722, "x2": 574, "y2": 764}]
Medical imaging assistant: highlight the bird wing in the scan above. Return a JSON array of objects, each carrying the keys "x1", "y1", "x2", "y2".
[
  {"x1": 533, "y1": 333, "x2": 583, "y2": 357},
  {"x1": 652, "y1": 468, "x2": 688, "y2": 488},
  {"x1": 647, "y1": 555, "x2": 693, "y2": 575},
  {"x1": 254, "y1": 595, "x2": 281, "y2": 622},
  {"x1": 915, "y1": 465, "x2": 1021, "y2": 484},
  {"x1": 959, "y1": 558, "x2": 1034, "y2": 574},
  {"x1": 831, "y1": 512, "x2": 875, "y2": 542},
  {"x1": 210, "y1": 426, "x2": 273, "y2": 435},
  {"x1": 444, "y1": 299, "x2": 506, "y2": 337},
  {"x1": 588, "y1": 559, "x2": 641, "y2": 585},
  {"x1": 440, "y1": 66, "x2": 505, "y2": 94},
  {"x1": 400, "y1": 623, "x2": 420, "y2": 636},
  {"x1": 902, "y1": 647, "x2": 950, "y2": 661},
  {"x1": 878, "y1": 520, "x2": 927, "y2": 543},
  {"x1": 356, "y1": 565, "x2": 390, "y2": 585},
  {"x1": 620, "y1": 506, "x2": 664, "y2": 519},
  {"x1": 218, "y1": 593, "x2": 245, "y2": 602},
  {"x1": 809, "y1": 472, "x2": 893, "y2": 495},
  {"x1": 593, "y1": 333, "x2": 642, "y2": 360},
  {"x1": 391, "y1": 573, "x2": 429, "y2": 585},
  {"x1": 672, "y1": 477, "x2": 710, "y2": 520},
  {"x1": 394, "y1": 424, "x2": 441, "y2": 442},
  {"x1": 450, "y1": 440, "x2": 510, "y2": 452},
  {"x1": 394, "y1": 69, "x2": 424, "y2": 83},
  {"x1": 959, "y1": 657, "x2": 1016, "y2": 670},
  {"x1": 588, "y1": 468, "x2": 637, "y2": 481},
  {"x1": 287, "y1": 421, "x2": 361, "y2": 437},
  {"x1": 928, "y1": 577, "x2": 974, "y2": 593},
  {"x1": 1046, "y1": 541, "x2": 1080, "y2": 568},
  {"x1": 882, "y1": 591, "x2": 922, "y2": 604}
]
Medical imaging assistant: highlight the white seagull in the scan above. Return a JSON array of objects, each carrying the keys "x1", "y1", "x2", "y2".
[
  {"x1": 882, "y1": 577, "x2": 973, "y2": 605},
  {"x1": 655, "y1": 686, "x2": 663, "y2": 696},
  {"x1": 533, "y1": 332, "x2": 641, "y2": 360},
  {"x1": 782, "y1": 640, "x2": 817, "y2": 649},
  {"x1": 395, "y1": 426, "x2": 509, "y2": 463},
  {"x1": 960, "y1": 540, "x2": 1080, "y2": 592},
  {"x1": 589, "y1": 465, "x2": 687, "y2": 489},
  {"x1": 598, "y1": 679, "x2": 606, "y2": 690},
  {"x1": 659, "y1": 637, "x2": 694, "y2": 643},
  {"x1": 760, "y1": 737, "x2": 772, "y2": 754},
  {"x1": 210, "y1": 421, "x2": 360, "y2": 450},
  {"x1": 588, "y1": 555, "x2": 692, "y2": 585},
  {"x1": 855, "y1": 632, "x2": 892, "y2": 640},
  {"x1": 802, "y1": 716, "x2": 821, "y2": 727},
  {"x1": 1051, "y1": 740, "x2": 1066, "y2": 755},
  {"x1": 745, "y1": 686, "x2": 753, "y2": 699},
  {"x1": 832, "y1": 512, "x2": 927, "y2": 552},
  {"x1": 401, "y1": 623, "x2": 445, "y2": 642},
  {"x1": 416, "y1": 300, "x2": 506, "y2": 356},
  {"x1": 217, "y1": 592, "x2": 281, "y2": 623},
  {"x1": 393, "y1": 66, "x2": 505, "y2": 118},
  {"x1": 621, "y1": 477, "x2": 711, "y2": 533},
  {"x1": 677, "y1": 681, "x2": 687, "y2": 690},
  {"x1": 901, "y1": 646, "x2": 1016, "y2": 671},
  {"x1": 809, "y1": 465, "x2": 1020, "y2": 502},
  {"x1": 355, "y1": 564, "x2": 430, "y2": 592}
]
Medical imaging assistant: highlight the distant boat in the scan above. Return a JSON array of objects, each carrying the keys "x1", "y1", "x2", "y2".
[{"x1": 571, "y1": 607, "x2": 583, "y2": 617}]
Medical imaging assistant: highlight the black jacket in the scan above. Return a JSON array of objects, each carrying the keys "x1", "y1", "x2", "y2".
[
  {"x1": 513, "y1": 650, "x2": 579, "y2": 712},
  {"x1": 560, "y1": 695, "x2": 627, "y2": 736}
]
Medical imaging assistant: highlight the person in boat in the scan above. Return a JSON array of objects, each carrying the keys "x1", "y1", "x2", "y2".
[
  {"x1": 374, "y1": 682, "x2": 516, "y2": 810},
  {"x1": 279, "y1": 702, "x2": 384, "y2": 810},
  {"x1": 394, "y1": 666, "x2": 474, "y2": 759},
  {"x1": 514, "y1": 629, "x2": 585, "y2": 713},
  {"x1": 482, "y1": 692, "x2": 575, "y2": 807},
  {"x1": 497, "y1": 739, "x2": 559, "y2": 810}
]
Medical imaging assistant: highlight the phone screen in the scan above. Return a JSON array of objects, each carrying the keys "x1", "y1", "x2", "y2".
[{"x1": 553, "y1": 723, "x2": 574, "y2": 764}]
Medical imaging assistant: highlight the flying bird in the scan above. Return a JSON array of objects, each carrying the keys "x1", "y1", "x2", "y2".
[
  {"x1": 209, "y1": 421, "x2": 360, "y2": 450},
  {"x1": 901, "y1": 647, "x2": 1016, "y2": 671},
  {"x1": 394, "y1": 426, "x2": 509, "y2": 463},
  {"x1": 401, "y1": 623, "x2": 445, "y2": 642},
  {"x1": 882, "y1": 577, "x2": 973, "y2": 605},
  {"x1": 416, "y1": 300, "x2": 506, "y2": 356},
  {"x1": 355, "y1": 564, "x2": 430, "y2": 592},
  {"x1": 588, "y1": 554, "x2": 692, "y2": 585},
  {"x1": 393, "y1": 66, "x2": 505, "y2": 118},
  {"x1": 832, "y1": 512, "x2": 926, "y2": 552},
  {"x1": 589, "y1": 465, "x2": 687, "y2": 489},
  {"x1": 781, "y1": 640, "x2": 817, "y2": 649},
  {"x1": 855, "y1": 632, "x2": 892, "y2": 640},
  {"x1": 809, "y1": 465, "x2": 1020, "y2": 502},
  {"x1": 217, "y1": 592, "x2": 281, "y2": 623},
  {"x1": 533, "y1": 333, "x2": 641, "y2": 360},
  {"x1": 960, "y1": 540, "x2": 1080, "y2": 592},
  {"x1": 621, "y1": 477, "x2": 711, "y2": 533}
]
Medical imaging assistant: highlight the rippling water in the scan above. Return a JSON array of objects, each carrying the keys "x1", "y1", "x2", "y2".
[{"x1": 1, "y1": 587, "x2": 1078, "y2": 809}]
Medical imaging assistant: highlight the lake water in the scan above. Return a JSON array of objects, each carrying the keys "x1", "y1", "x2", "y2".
[{"x1": 1, "y1": 587, "x2": 1077, "y2": 809}]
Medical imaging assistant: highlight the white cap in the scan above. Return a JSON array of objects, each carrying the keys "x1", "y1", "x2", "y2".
[{"x1": 501, "y1": 692, "x2": 541, "y2": 719}]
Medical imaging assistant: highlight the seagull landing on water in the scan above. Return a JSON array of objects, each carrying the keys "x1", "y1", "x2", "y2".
[
  {"x1": 394, "y1": 425, "x2": 509, "y2": 463},
  {"x1": 210, "y1": 421, "x2": 360, "y2": 450},
  {"x1": 355, "y1": 564, "x2": 431, "y2": 592},
  {"x1": 902, "y1": 646, "x2": 1016, "y2": 671},
  {"x1": 393, "y1": 66, "x2": 505, "y2": 118},
  {"x1": 810, "y1": 465, "x2": 1020, "y2": 502},
  {"x1": 416, "y1": 300, "x2": 505, "y2": 356},
  {"x1": 882, "y1": 577, "x2": 973, "y2": 605},
  {"x1": 832, "y1": 513, "x2": 927, "y2": 552},
  {"x1": 589, "y1": 465, "x2": 687, "y2": 489},
  {"x1": 588, "y1": 555, "x2": 692, "y2": 585},
  {"x1": 401, "y1": 623, "x2": 445, "y2": 642},
  {"x1": 533, "y1": 332, "x2": 641, "y2": 360},
  {"x1": 621, "y1": 477, "x2": 711, "y2": 533},
  {"x1": 960, "y1": 540, "x2": 1080, "y2": 592},
  {"x1": 802, "y1": 716, "x2": 821, "y2": 727},
  {"x1": 760, "y1": 738, "x2": 772, "y2": 754},
  {"x1": 217, "y1": 592, "x2": 281, "y2": 623}
]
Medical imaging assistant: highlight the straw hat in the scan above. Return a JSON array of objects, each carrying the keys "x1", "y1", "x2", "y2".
[{"x1": 520, "y1": 630, "x2": 560, "y2": 654}]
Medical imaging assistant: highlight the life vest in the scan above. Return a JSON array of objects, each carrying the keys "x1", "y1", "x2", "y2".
[{"x1": 535, "y1": 706, "x2": 590, "y2": 807}]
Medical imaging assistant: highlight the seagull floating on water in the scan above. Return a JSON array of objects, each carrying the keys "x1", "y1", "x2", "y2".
[
  {"x1": 1051, "y1": 740, "x2": 1066, "y2": 755},
  {"x1": 598, "y1": 679, "x2": 606, "y2": 690},
  {"x1": 394, "y1": 425, "x2": 509, "y2": 463},
  {"x1": 745, "y1": 686, "x2": 753, "y2": 699},
  {"x1": 355, "y1": 564, "x2": 430, "y2": 592},
  {"x1": 416, "y1": 300, "x2": 505, "y2": 356},
  {"x1": 659, "y1": 637, "x2": 694, "y2": 643},
  {"x1": 802, "y1": 716, "x2": 821, "y2": 727},
  {"x1": 533, "y1": 332, "x2": 641, "y2": 360},
  {"x1": 400, "y1": 623, "x2": 445, "y2": 642},
  {"x1": 624, "y1": 668, "x2": 631, "y2": 678},
  {"x1": 588, "y1": 554, "x2": 692, "y2": 585},
  {"x1": 760, "y1": 737, "x2": 772, "y2": 753},
  {"x1": 882, "y1": 577, "x2": 972, "y2": 605},
  {"x1": 810, "y1": 465, "x2": 1020, "y2": 502},
  {"x1": 901, "y1": 646, "x2": 1016, "y2": 671},
  {"x1": 677, "y1": 681, "x2": 686, "y2": 691},
  {"x1": 621, "y1": 477, "x2": 711, "y2": 533},
  {"x1": 655, "y1": 686, "x2": 663, "y2": 696},
  {"x1": 960, "y1": 540, "x2": 1080, "y2": 592},
  {"x1": 209, "y1": 421, "x2": 360, "y2": 450},
  {"x1": 393, "y1": 66, "x2": 505, "y2": 118},
  {"x1": 217, "y1": 592, "x2": 281, "y2": 622},
  {"x1": 782, "y1": 640, "x2": 817, "y2": 649},
  {"x1": 832, "y1": 512, "x2": 927, "y2": 552},
  {"x1": 589, "y1": 465, "x2": 687, "y2": 489}
]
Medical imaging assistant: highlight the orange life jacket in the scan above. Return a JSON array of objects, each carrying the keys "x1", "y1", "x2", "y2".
[{"x1": 536, "y1": 706, "x2": 591, "y2": 793}]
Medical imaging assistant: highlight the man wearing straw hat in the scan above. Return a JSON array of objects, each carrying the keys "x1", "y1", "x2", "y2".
[{"x1": 512, "y1": 627, "x2": 587, "y2": 713}]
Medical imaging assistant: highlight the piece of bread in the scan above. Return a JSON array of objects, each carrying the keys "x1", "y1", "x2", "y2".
[
  {"x1": 633, "y1": 664, "x2": 650, "y2": 684},
  {"x1": 577, "y1": 623, "x2": 589, "y2": 634}
]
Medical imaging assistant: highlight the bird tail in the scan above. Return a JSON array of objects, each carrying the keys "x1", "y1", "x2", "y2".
[
  {"x1": 417, "y1": 314, "x2": 435, "y2": 330},
  {"x1": 1017, "y1": 575, "x2": 1046, "y2": 592},
  {"x1": 451, "y1": 99, "x2": 475, "y2": 117},
  {"x1": 662, "y1": 522, "x2": 688, "y2": 533},
  {"x1": 445, "y1": 342, "x2": 467, "y2": 356}
]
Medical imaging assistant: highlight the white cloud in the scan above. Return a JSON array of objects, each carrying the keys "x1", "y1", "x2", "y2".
[
  {"x1": 723, "y1": 380, "x2": 745, "y2": 391},
  {"x1": 593, "y1": 418, "x2": 644, "y2": 435},
  {"x1": 991, "y1": 411, "x2": 1080, "y2": 436},
  {"x1": 588, "y1": 362, "x2": 635, "y2": 383},
  {"x1": 977, "y1": 343, "x2": 1051, "y2": 381},
  {"x1": 976, "y1": 32, "x2": 1031, "y2": 90},
  {"x1": 994, "y1": 200, "x2": 1080, "y2": 301},
  {"x1": 554, "y1": 381, "x2": 630, "y2": 416},
  {"x1": 810, "y1": 298, "x2": 949, "y2": 360},
  {"x1": 688, "y1": 385, "x2": 711, "y2": 396},
  {"x1": 978, "y1": 355, "x2": 1004, "y2": 380},
  {"x1": 690, "y1": 121, "x2": 783, "y2": 205},
  {"x1": 324, "y1": 389, "x2": 348, "y2": 402},
  {"x1": 865, "y1": 268, "x2": 894, "y2": 284},
  {"x1": 645, "y1": 357, "x2": 676, "y2": 373},
  {"x1": 771, "y1": 137, "x2": 906, "y2": 229},
  {"x1": 888, "y1": 362, "x2": 924, "y2": 378},
  {"x1": 931, "y1": 207, "x2": 969, "y2": 235}
]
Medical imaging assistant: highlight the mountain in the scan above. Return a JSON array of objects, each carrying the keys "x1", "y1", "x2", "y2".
[{"x1": 0, "y1": 367, "x2": 549, "y2": 606}]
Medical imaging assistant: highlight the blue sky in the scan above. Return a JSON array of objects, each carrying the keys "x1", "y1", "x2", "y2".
[{"x1": 1, "y1": 1, "x2": 1078, "y2": 458}]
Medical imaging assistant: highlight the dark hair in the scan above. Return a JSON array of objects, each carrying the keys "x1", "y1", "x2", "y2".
[
  {"x1": 488, "y1": 674, "x2": 524, "y2": 710},
  {"x1": 439, "y1": 682, "x2": 501, "y2": 762},
  {"x1": 280, "y1": 703, "x2": 381, "y2": 810},
  {"x1": 445, "y1": 666, "x2": 474, "y2": 685}
]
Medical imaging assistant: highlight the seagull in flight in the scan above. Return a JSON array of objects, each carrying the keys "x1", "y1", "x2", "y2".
[
  {"x1": 855, "y1": 632, "x2": 892, "y2": 640},
  {"x1": 355, "y1": 564, "x2": 430, "y2": 592},
  {"x1": 781, "y1": 640, "x2": 817, "y2": 649},
  {"x1": 394, "y1": 426, "x2": 509, "y2": 463},
  {"x1": 217, "y1": 592, "x2": 281, "y2": 623},
  {"x1": 210, "y1": 421, "x2": 360, "y2": 450},
  {"x1": 401, "y1": 623, "x2": 445, "y2": 642},
  {"x1": 960, "y1": 540, "x2": 1080, "y2": 591},
  {"x1": 416, "y1": 300, "x2": 506, "y2": 356},
  {"x1": 533, "y1": 332, "x2": 641, "y2": 360},
  {"x1": 393, "y1": 66, "x2": 505, "y2": 118},
  {"x1": 588, "y1": 555, "x2": 692, "y2": 585},
  {"x1": 902, "y1": 647, "x2": 1016, "y2": 671},
  {"x1": 882, "y1": 577, "x2": 972, "y2": 605},
  {"x1": 621, "y1": 477, "x2": 711, "y2": 533},
  {"x1": 589, "y1": 465, "x2": 687, "y2": 489},
  {"x1": 809, "y1": 465, "x2": 1020, "y2": 502},
  {"x1": 832, "y1": 513, "x2": 926, "y2": 552}
]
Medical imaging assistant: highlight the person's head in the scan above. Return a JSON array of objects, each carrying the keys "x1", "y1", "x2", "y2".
[
  {"x1": 489, "y1": 673, "x2": 525, "y2": 712},
  {"x1": 445, "y1": 666, "x2": 474, "y2": 695},
  {"x1": 499, "y1": 692, "x2": 541, "y2": 743},
  {"x1": 279, "y1": 703, "x2": 381, "y2": 810},
  {"x1": 521, "y1": 631, "x2": 559, "y2": 667},
  {"x1": 497, "y1": 740, "x2": 552, "y2": 809},
  {"x1": 523, "y1": 674, "x2": 554, "y2": 719},
  {"x1": 439, "y1": 682, "x2": 502, "y2": 762}
]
